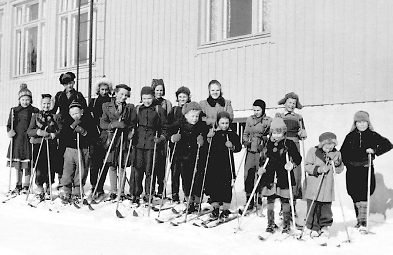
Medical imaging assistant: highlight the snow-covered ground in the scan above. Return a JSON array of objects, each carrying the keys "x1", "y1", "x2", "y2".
[{"x1": 1, "y1": 101, "x2": 393, "y2": 255}]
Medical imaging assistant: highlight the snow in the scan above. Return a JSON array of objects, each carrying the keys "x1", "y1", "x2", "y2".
[{"x1": 1, "y1": 101, "x2": 393, "y2": 255}]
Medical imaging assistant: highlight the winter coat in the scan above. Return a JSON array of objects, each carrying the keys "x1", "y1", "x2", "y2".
[
  {"x1": 242, "y1": 114, "x2": 272, "y2": 152},
  {"x1": 205, "y1": 129, "x2": 242, "y2": 196},
  {"x1": 276, "y1": 112, "x2": 305, "y2": 142},
  {"x1": 27, "y1": 110, "x2": 60, "y2": 145},
  {"x1": 88, "y1": 95, "x2": 112, "y2": 128},
  {"x1": 261, "y1": 138, "x2": 302, "y2": 189},
  {"x1": 7, "y1": 105, "x2": 39, "y2": 161},
  {"x1": 154, "y1": 98, "x2": 172, "y2": 116},
  {"x1": 51, "y1": 89, "x2": 87, "y2": 120},
  {"x1": 304, "y1": 147, "x2": 344, "y2": 202},
  {"x1": 168, "y1": 105, "x2": 184, "y2": 125},
  {"x1": 199, "y1": 98, "x2": 233, "y2": 127},
  {"x1": 132, "y1": 104, "x2": 168, "y2": 150}
]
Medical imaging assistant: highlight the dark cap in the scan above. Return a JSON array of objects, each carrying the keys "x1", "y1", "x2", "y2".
[{"x1": 59, "y1": 72, "x2": 76, "y2": 85}]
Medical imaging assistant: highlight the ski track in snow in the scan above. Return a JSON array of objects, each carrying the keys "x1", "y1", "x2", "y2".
[{"x1": 1, "y1": 102, "x2": 393, "y2": 255}]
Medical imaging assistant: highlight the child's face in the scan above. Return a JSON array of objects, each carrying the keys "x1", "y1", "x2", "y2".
[
  {"x1": 356, "y1": 121, "x2": 368, "y2": 132},
  {"x1": 142, "y1": 94, "x2": 154, "y2": 107},
  {"x1": 209, "y1": 84, "x2": 221, "y2": 99},
  {"x1": 271, "y1": 130, "x2": 284, "y2": 141},
  {"x1": 154, "y1": 85, "x2": 164, "y2": 98},
  {"x1": 115, "y1": 88, "x2": 130, "y2": 103},
  {"x1": 218, "y1": 117, "x2": 230, "y2": 131},
  {"x1": 284, "y1": 98, "x2": 297, "y2": 113},
  {"x1": 177, "y1": 93, "x2": 189, "y2": 106},
  {"x1": 253, "y1": 106, "x2": 263, "y2": 118},
  {"x1": 185, "y1": 110, "x2": 200, "y2": 125},
  {"x1": 63, "y1": 81, "x2": 75, "y2": 92},
  {"x1": 322, "y1": 143, "x2": 335, "y2": 153},
  {"x1": 69, "y1": 107, "x2": 83, "y2": 120},
  {"x1": 19, "y1": 96, "x2": 31, "y2": 108},
  {"x1": 41, "y1": 97, "x2": 51, "y2": 112},
  {"x1": 99, "y1": 84, "x2": 110, "y2": 97}
]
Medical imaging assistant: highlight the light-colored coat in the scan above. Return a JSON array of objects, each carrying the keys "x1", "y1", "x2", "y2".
[
  {"x1": 242, "y1": 114, "x2": 272, "y2": 152},
  {"x1": 199, "y1": 99, "x2": 233, "y2": 127},
  {"x1": 304, "y1": 146, "x2": 344, "y2": 202}
]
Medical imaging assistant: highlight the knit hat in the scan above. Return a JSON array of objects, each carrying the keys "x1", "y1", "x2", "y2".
[
  {"x1": 151, "y1": 79, "x2": 165, "y2": 96},
  {"x1": 115, "y1": 84, "x2": 131, "y2": 92},
  {"x1": 140, "y1": 86, "x2": 154, "y2": 98},
  {"x1": 217, "y1": 111, "x2": 232, "y2": 123},
  {"x1": 182, "y1": 101, "x2": 202, "y2": 115},
  {"x1": 318, "y1": 132, "x2": 337, "y2": 147},
  {"x1": 350, "y1": 110, "x2": 374, "y2": 131},
  {"x1": 18, "y1": 83, "x2": 32, "y2": 99},
  {"x1": 175, "y1": 86, "x2": 191, "y2": 98},
  {"x1": 94, "y1": 76, "x2": 113, "y2": 95},
  {"x1": 69, "y1": 100, "x2": 82, "y2": 110},
  {"x1": 59, "y1": 72, "x2": 76, "y2": 85},
  {"x1": 270, "y1": 115, "x2": 287, "y2": 134},
  {"x1": 278, "y1": 92, "x2": 303, "y2": 109}
]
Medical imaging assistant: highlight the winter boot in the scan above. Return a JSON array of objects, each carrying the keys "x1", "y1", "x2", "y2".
[
  {"x1": 35, "y1": 193, "x2": 45, "y2": 202},
  {"x1": 210, "y1": 207, "x2": 220, "y2": 220},
  {"x1": 106, "y1": 193, "x2": 117, "y2": 202},
  {"x1": 172, "y1": 193, "x2": 180, "y2": 203},
  {"x1": 21, "y1": 186, "x2": 29, "y2": 194},
  {"x1": 282, "y1": 212, "x2": 291, "y2": 234},
  {"x1": 11, "y1": 185, "x2": 22, "y2": 195},
  {"x1": 60, "y1": 193, "x2": 71, "y2": 205},
  {"x1": 220, "y1": 209, "x2": 231, "y2": 219},
  {"x1": 320, "y1": 226, "x2": 330, "y2": 238},
  {"x1": 266, "y1": 210, "x2": 278, "y2": 233},
  {"x1": 246, "y1": 195, "x2": 255, "y2": 211},
  {"x1": 186, "y1": 202, "x2": 196, "y2": 213}
]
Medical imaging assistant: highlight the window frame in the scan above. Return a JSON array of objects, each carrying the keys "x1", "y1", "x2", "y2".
[{"x1": 199, "y1": 0, "x2": 271, "y2": 48}]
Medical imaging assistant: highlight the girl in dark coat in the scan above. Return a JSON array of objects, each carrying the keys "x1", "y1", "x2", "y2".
[
  {"x1": 205, "y1": 111, "x2": 241, "y2": 219},
  {"x1": 340, "y1": 111, "x2": 392, "y2": 229},
  {"x1": 7, "y1": 84, "x2": 39, "y2": 194},
  {"x1": 258, "y1": 116, "x2": 302, "y2": 234}
]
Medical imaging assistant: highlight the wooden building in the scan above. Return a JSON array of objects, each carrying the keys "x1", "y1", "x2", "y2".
[{"x1": 0, "y1": 0, "x2": 392, "y2": 124}]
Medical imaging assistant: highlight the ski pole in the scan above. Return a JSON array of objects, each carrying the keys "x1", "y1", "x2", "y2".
[
  {"x1": 148, "y1": 131, "x2": 158, "y2": 217},
  {"x1": 236, "y1": 158, "x2": 269, "y2": 231},
  {"x1": 115, "y1": 132, "x2": 128, "y2": 218},
  {"x1": 286, "y1": 152, "x2": 297, "y2": 238},
  {"x1": 331, "y1": 162, "x2": 351, "y2": 242},
  {"x1": 8, "y1": 108, "x2": 14, "y2": 192},
  {"x1": 366, "y1": 153, "x2": 372, "y2": 233},
  {"x1": 184, "y1": 145, "x2": 201, "y2": 223},
  {"x1": 227, "y1": 134, "x2": 239, "y2": 225},
  {"x1": 197, "y1": 136, "x2": 212, "y2": 215},
  {"x1": 46, "y1": 140, "x2": 53, "y2": 202},
  {"x1": 76, "y1": 133, "x2": 84, "y2": 202},
  {"x1": 26, "y1": 138, "x2": 45, "y2": 201},
  {"x1": 298, "y1": 119, "x2": 307, "y2": 191}
]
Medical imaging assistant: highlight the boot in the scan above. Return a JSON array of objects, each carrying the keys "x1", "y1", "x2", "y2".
[
  {"x1": 11, "y1": 185, "x2": 22, "y2": 195},
  {"x1": 266, "y1": 210, "x2": 278, "y2": 233},
  {"x1": 246, "y1": 195, "x2": 255, "y2": 211},
  {"x1": 172, "y1": 193, "x2": 180, "y2": 203},
  {"x1": 282, "y1": 212, "x2": 291, "y2": 234},
  {"x1": 210, "y1": 207, "x2": 219, "y2": 220},
  {"x1": 357, "y1": 201, "x2": 368, "y2": 230},
  {"x1": 220, "y1": 209, "x2": 231, "y2": 219}
]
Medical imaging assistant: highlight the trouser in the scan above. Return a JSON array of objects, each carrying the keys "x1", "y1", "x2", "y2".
[
  {"x1": 154, "y1": 144, "x2": 167, "y2": 194},
  {"x1": 305, "y1": 199, "x2": 333, "y2": 231},
  {"x1": 15, "y1": 169, "x2": 31, "y2": 188},
  {"x1": 130, "y1": 148, "x2": 155, "y2": 197},
  {"x1": 171, "y1": 157, "x2": 181, "y2": 196},
  {"x1": 244, "y1": 151, "x2": 260, "y2": 195},
  {"x1": 89, "y1": 143, "x2": 105, "y2": 190},
  {"x1": 59, "y1": 147, "x2": 89, "y2": 196},
  {"x1": 267, "y1": 195, "x2": 290, "y2": 227},
  {"x1": 33, "y1": 143, "x2": 56, "y2": 193}
]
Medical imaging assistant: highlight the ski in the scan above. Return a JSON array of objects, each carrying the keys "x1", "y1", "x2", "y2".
[
  {"x1": 155, "y1": 207, "x2": 184, "y2": 223},
  {"x1": 27, "y1": 199, "x2": 44, "y2": 208},
  {"x1": 275, "y1": 232, "x2": 291, "y2": 242},
  {"x1": 258, "y1": 232, "x2": 275, "y2": 241},
  {"x1": 202, "y1": 213, "x2": 238, "y2": 228},
  {"x1": 151, "y1": 202, "x2": 177, "y2": 212},
  {"x1": 1, "y1": 194, "x2": 18, "y2": 203},
  {"x1": 170, "y1": 208, "x2": 212, "y2": 226}
]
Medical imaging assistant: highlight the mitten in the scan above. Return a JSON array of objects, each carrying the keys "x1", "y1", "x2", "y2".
[
  {"x1": 207, "y1": 129, "x2": 215, "y2": 138},
  {"x1": 171, "y1": 134, "x2": 181, "y2": 143},
  {"x1": 318, "y1": 165, "x2": 330, "y2": 174},
  {"x1": 74, "y1": 126, "x2": 87, "y2": 136},
  {"x1": 37, "y1": 129, "x2": 49, "y2": 137},
  {"x1": 225, "y1": 140, "x2": 233, "y2": 149},
  {"x1": 154, "y1": 135, "x2": 166, "y2": 144},
  {"x1": 366, "y1": 148, "x2": 375, "y2": 154},
  {"x1": 284, "y1": 161, "x2": 294, "y2": 171},
  {"x1": 298, "y1": 129, "x2": 307, "y2": 139},
  {"x1": 70, "y1": 119, "x2": 81, "y2": 129},
  {"x1": 197, "y1": 135, "x2": 204, "y2": 147},
  {"x1": 327, "y1": 151, "x2": 341, "y2": 166},
  {"x1": 257, "y1": 167, "x2": 266, "y2": 176},
  {"x1": 7, "y1": 130, "x2": 16, "y2": 138},
  {"x1": 110, "y1": 121, "x2": 126, "y2": 129}
]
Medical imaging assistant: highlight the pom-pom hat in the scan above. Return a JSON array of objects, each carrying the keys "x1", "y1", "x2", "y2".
[
  {"x1": 182, "y1": 101, "x2": 202, "y2": 115},
  {"x1": 278, "y1": 92, "x2": 303, "y2": 109},
  {"x1": 270, "y1": 115, "x2": 287, "y2": 134},
  {"x1": 318, "y1": 132, "x2": 338, "y2": 148},
  {"x1": 18, "y1": 83, "x2": 32, "y2": 99}
]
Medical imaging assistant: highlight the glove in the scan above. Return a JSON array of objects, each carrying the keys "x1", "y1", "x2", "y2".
[
  {"x1": 70, "y1": 119, "x2": 81, "y2": 129},
  {"x1": 225, "y1": 140, "x2": 233, "y2": 149},
  {"x1": 197, "y1": 135, "x2": 204, "y2": 147},
  {"x1": 7, "y1": 130, "x2": 16, "y2": 138},
  {"x1": 128, "y1": 129, "x2": 135, "y2": 140},
  {"x1": 318, "y1": 165, "x2": 330, "y2": 174},
  {"x1": 74, "y1": 126, "x2": 87, "y2": 136},
  {"x1": 46, "y1": 133, "x2": 56, "y2": 140},
  {"x1": 110, "y1": 121, "x2": 126, "y2": 129},
  {"x1": 171, "y1": 134, "x2": 181, "y2": 143},
  {"x1": 284, "y1": 161, "x2": 294, "y2": 171},
  {"x1": 37, "y1": 129, "x2": 49, "y2": 137},
  {"x1": 366, "y1": 148, "x2": 375, "y2": 154},
  {"x1": 207, "y1": 129, "x2": 215, "y2": 138},
  {"x1": 298, "y1": 129, "x2": 307, "y2": 139},
  {"x1": 327, "y1": 151, "x2": 341, "y2": 166},
  {"x1": 257, "y1": 167, "x2": 266, "y2": 176},
  {"x1": 257, "y1": 143, "x2": 265, "y2": 152},
  {"x1": 243, "y1": 140, "x2": 251, "y2": 148},
  {"x1": 154, "y1": 135, "x2": 166, "y2": 144}
]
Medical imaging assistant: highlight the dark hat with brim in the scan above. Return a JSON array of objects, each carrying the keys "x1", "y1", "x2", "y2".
[
  {"x1": 59, "y1": 72, "x2": 76, "y2": 85},
  {"x1": 278, "y1": 92, "x2": 303, "y2": 109},
  {"x1": 116, "y1": 84, "x2": 131, "y2": 91}
]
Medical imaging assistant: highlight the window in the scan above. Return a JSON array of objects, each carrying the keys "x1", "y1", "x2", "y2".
[
  {"x1": 58, "y1": 0, "x2": 96, "y2": 69},
  {"x1": 200, "y1": 0, "x2": 271, "y2": 44},
  {"x1": 13, "y1": 1, "x2": 46, "y2": 76},
  {"x1": 0, "y1": 10, "x2": 3, "y2": 79}
]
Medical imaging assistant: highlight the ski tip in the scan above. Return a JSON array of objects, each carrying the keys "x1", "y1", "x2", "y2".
[
  {"x1": 88, "y1": 204, "x2": 94, "y2": 211},
  {"x1": 116, "y1": 210, "x2": 125, "y2": 218},
  {"x1": 170, "y1": 222, "x2": 179, "y2": 226},
  {"x1": 258, "y1": 235, "x2": 267, "y2": 241},
  {"x1": 132, "y1": 210, "x2": 139, "y2": 217}
]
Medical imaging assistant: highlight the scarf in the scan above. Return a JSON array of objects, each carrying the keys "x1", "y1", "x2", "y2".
[
  {"x1": 207, "y1": 96, "x2": 226, "y2": 107},
  {"x1": 35, "y1": 110, "x2": 57, "y2": 132}
]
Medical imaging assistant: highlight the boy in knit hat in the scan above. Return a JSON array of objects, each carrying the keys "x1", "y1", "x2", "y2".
[
  {"x1": 129, "y1": 86, "x2": 168, "y2": 204},
  {"x1": 167, "y1": 102, "x2": 209, "y2": 212},
  {"x1": 303, "y1": 132, "x2": 344, "y2": 239},
  {"x1": 242, "y1": 99, "x2": 272, "y2": 210},
  {"x1": 277, "y1": 92, "x2": 307, "y2": 216},
  {"x1": 58, "y1": 101, "x2": 97, "y2": 204},
  {"x1": 258, "y1": 116, "x2": 302, "y2": 234},
  {"x1": 341, "y1": 111, "x2": 392, "y2": 230}
]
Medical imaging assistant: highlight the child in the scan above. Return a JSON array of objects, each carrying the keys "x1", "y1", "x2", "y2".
[
  {"x1": 205, "y1": 111, "x2": 241, "y2": 219},
  {"x1": 151, "y1": 79, "x2": 172, "y2": 198},
  {"x1": 88, "y1": 77, "x2": 113, "y2": 194},
  {"x1": 27, "y1": 94, "x2": 60, "y2": 201},
  {"x1": 129, "y1": 86, "x2": 168, "y2": 204},
  {"x1": 58, "y1": 101, "x2": 97, "y2": 204},
  {"x1": 277, "y1": 92, "x2": 307, "y2": 215},
  {"x1": 242, "y1": 99, "x2": 272, "y2": 210},
  {"x1": 6, "y1": 84, "x2": 39, "y2": 194},
  {"x1": 167, "y1": 86, "x2": 191, "y2": 202},
  {"x1": 303, "y1": 132, "x2": 344, "y2": 238},
  {"x1": 340, "y1": 111, "x2": 392, "y2": 228},
  {"x1": 168, "y1": 102, "x2": 209, "y2": 212},
  {"x1": 258, "y1": 116, "x2": 302, "y2": 234},
  {"x1": 100, "y1": 84, "x2": 135, "y2": 201}
]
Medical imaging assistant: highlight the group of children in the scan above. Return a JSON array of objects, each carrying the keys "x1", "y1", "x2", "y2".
[{"x1": 5, "y1": 74, "x2": 393, "y2": 238}]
